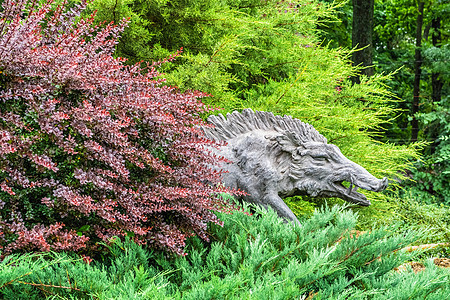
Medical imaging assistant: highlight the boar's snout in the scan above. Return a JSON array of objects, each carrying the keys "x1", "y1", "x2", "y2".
[{"x1": 336, "y1": 162, "x2": 389, "y2": 206}]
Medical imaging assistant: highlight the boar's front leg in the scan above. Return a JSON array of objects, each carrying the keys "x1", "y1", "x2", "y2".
[
  {"x1": 262, "y1": 192, "x2": 300, "y2": 226},
  {"x1": 237, "y1": 177, "x2": 300, "y2": 225}
]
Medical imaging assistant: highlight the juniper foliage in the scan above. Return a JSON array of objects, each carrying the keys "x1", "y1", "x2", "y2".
[{"x1": 1, "y1": 205, "x2": 449, "y2": 299}]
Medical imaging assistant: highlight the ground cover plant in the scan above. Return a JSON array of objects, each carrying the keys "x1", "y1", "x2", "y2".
[
  {"x1": 1, "y1": 205, "x2": 449, "y2": 299},
  {"x1": 0, "y1": 0, "x2": 236, "y2": 256}
]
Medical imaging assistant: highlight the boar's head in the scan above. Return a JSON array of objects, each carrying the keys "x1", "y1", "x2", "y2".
[{"x1": 276, "y1": 132, "x2": 388, "y2": 205}]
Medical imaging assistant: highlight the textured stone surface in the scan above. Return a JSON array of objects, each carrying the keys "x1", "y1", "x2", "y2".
[{"x1": 204, "y1": 109, "x2": 388, "y2": 224}]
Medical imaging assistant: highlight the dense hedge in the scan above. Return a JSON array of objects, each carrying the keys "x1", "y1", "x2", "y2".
[{"x1": 0, "y1": 0, "x2": 235, "y2": 255}]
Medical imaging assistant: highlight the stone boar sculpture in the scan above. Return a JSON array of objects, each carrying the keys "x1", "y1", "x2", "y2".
[{"x1": 203, "y1": 109, "x2": 388, "y2": 224}]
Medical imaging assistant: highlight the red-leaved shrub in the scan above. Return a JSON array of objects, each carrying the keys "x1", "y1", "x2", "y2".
[{"x1": 0, "y1": 0, "x2": 234, "y2": 255}]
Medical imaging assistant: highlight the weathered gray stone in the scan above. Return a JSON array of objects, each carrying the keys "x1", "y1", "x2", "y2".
[{"x1": 204, "y1": 109, "x2": 388, "y2": 225}]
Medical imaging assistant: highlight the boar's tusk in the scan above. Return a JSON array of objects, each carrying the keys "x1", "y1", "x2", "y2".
[{"x1": 347, "y1": 183, "x2": 353, "y2": 195}]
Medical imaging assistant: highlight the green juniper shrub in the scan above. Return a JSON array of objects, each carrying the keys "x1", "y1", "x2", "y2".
[
  {"x1": 1, "y1": 204, "x2": 449, "y2": 299},
  {"x1": 389, "y1": 189, "x2": 450, "y2": 252}
]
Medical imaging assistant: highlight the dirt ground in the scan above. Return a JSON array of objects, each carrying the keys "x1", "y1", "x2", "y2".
[{"x1": 395, "y1": 258, "x2": 450, "y2": 273}]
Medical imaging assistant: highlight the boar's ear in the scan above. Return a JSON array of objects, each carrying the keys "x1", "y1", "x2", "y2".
[{"x1": 274, "y1": 131, "x2": 302, "y2": 153}]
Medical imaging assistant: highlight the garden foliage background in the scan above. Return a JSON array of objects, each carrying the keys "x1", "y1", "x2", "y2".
[{"x1": 0, "y1": 0, "x2": 449, "y2": 298}]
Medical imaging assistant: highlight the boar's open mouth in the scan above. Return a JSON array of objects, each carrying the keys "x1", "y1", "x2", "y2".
[
  {"x1": 328, "y1": 176, "x2": 388, "y2": 206},
  {"x1": 332, "y1": 180, "x2": 371, "y2": 206}
]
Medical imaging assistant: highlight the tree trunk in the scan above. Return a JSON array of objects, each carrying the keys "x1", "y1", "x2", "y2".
[
  {"x1": 431, "y1": 17, "x2": 443, "y2": 103},
  {"x1": 411, "y1": 1, "x2": 425, "y2": 142},
  {"x1": 351, "y1": 0, "x2": 374, "y2": 84}
]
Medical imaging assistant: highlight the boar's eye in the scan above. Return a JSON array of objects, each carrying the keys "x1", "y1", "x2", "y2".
[{"x1": 313, "y1": 155, "x2": 329, "y2": 161}]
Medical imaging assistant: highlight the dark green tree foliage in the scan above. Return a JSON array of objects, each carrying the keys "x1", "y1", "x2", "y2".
[
  {"x1": 320, "y1": 0, "x2": 449, "y2": 143},
  {"x1": 410, "y1": 2, "x2": 450, "y2": 204},
  {"x1": 430, "y1": 15, "x2": 444, "y2": 103},
  {"x1": 320, "y1": 0, "x2": 450, "y2": 205},
  {"x1": 372, "y1": 0, "x2": 450, "y2": 203},
  {"x1": 1, "y1": 205, "x2": 449, "y2": 299},
  {"x1": 412, "y1": 99, "x2": 450, "y2": 204},
  {"x1": 317, "y1": 0, "x2": 352, "y2": 49},
  {"x1": 373, "y1": 0, "x2": 449, "y2": 142},
  {"x1": 89, "y1": 0, "x2": 422, "y2": 216}
]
